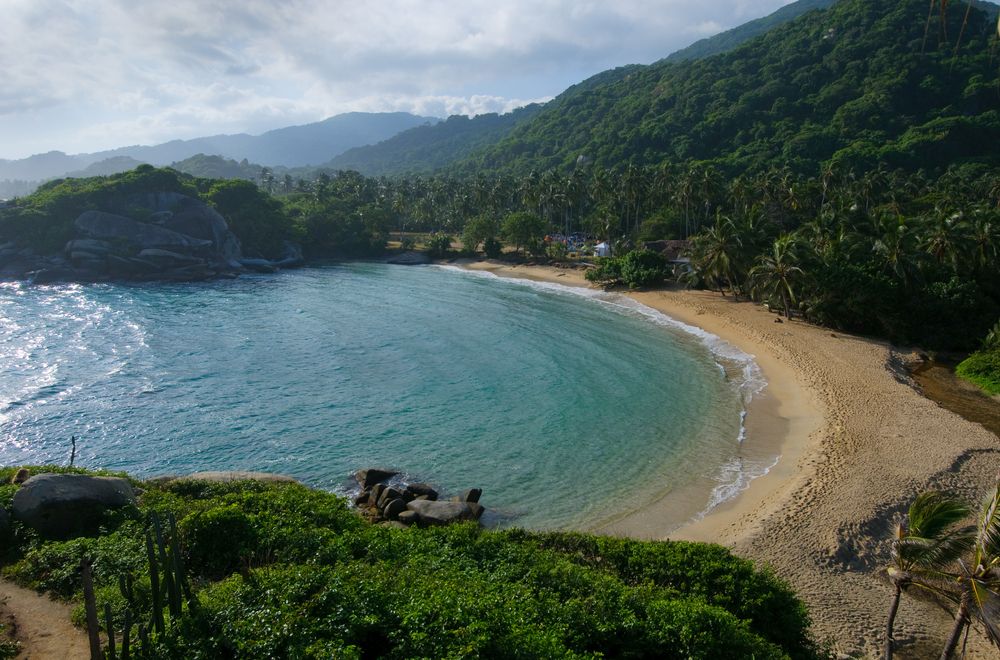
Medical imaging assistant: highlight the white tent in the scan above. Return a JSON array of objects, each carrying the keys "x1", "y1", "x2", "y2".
[{"x1": 594, "y1": 242, "x2": 611, "y2": 257}]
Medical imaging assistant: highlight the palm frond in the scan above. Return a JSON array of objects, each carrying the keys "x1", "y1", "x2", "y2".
[
  {"x1": 977, "y1": 483, "x2": 1000, "y2": 559},
  {"x1": 909, "y1": 492, "x2": 971, "y2": 539}
]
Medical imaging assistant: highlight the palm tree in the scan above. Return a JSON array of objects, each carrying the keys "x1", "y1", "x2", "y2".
[
  {"x1": 940, "y1": 480, "x2": 1000, "y2": 659},
  {"x1": 689, "y1": 215, "x2": 744, "y2": 297},
  {"x1": 883, "y1": 492, "x2": 973, "y2": 660},
  {"x1": 749, "y1": 234, "x2": 804, "y2": 318}
]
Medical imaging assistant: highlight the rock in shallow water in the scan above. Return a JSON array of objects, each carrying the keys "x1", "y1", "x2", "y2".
[
  {"x1": 12, "y1": 474, "x2": 136, "y2": 539},
  {"x1": 406, "y1": 500, "x2": 484, "y2": 526}
]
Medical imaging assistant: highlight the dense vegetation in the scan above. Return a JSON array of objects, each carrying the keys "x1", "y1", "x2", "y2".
[
  {"x1": 664, "y1": 0, "x2": 836, "y2": 63},
  {"x1": 328, "y1": 106, "x2": 543, "y2": 176},
  {"x1": 465, "y1": 0, "x2": 1000, "y2": 176},
  {"x1": 0, "y1": 467, "x2": 820, "y2": 659},
  {"x1": 956, "y1": 321, "x2": 1000, "y2": 394}
]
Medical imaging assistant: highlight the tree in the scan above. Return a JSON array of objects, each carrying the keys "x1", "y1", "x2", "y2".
[
  {"x1": 501, "y1": 211, "x2": 548, "y2": 255},
  {"x1": 939, "y1": 481, "x2": 1000, "y2": 659},
  {"x1": 749, "y1": 234, "x2": 804, "y2": 318},
  {"x1": 461, "y1": 214, "x2": 498, "y2": 255},
  {"x1": 883, "y1": 492, "x2": 973, "y2": 660}
]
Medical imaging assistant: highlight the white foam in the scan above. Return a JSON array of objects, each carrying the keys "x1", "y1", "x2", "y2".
[{"x1": 437, "y1": 264, "x2": 775, "y2": 516}]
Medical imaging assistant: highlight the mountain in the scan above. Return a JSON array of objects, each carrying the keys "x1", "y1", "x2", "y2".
[
  {"x1": 326, "y1": 105, "x2": 543, "y2": 176},
  {"x1": 460, "y1": 0, "x2": 1000, "y2": 175},
  {"x1": 665, "y1": 0, "x2": 836, "y2": 62},
  {"x1": 0, "y1": 112, "x2": 438, "y2": 184},
  {"x1": 326, "y1": 66, "x2": 642, "y2": 177}
]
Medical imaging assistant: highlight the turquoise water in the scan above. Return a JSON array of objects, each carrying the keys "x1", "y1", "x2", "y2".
[{"x1": 0, "y1": 263, "x2": 767, "y2": 530}]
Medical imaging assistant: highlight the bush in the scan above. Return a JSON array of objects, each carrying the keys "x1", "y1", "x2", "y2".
[
  {"x1": 956, "y1": 349, "x2": 1000, "y2": 395},
  {"x1": 179, "y1": 505, "x2": 257, "y2": 579},
  {"x1": 585, "y1": 250, "x2": 669, "y2": 289},
  {"x1": 483, "y1": 236, "x2": 503, "y2": 259},
  {"x1": 425, "y1": 232, "x2": 453, "y2": 258}
]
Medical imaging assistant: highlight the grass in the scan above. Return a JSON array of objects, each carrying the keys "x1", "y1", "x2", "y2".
[{"x1": 956, "y1": 349, "x2": 1000, "y2": 395}]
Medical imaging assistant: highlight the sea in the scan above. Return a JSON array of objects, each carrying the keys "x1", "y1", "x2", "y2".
[{"x1": 0, "y1": 262, "x2": 774, "y2": 531}]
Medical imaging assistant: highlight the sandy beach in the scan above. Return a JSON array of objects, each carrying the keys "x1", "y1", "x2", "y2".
[{"x1": 460, "y1": 259, "x2": 1000, "y2": 658}]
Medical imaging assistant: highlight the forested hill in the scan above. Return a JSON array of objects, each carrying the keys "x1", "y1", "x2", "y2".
[
  {"x1": 325, "y1": 105, "x2": 543, "y2": 176},
  {"x1": 664, "y1": 0, "x2": 835, "y2": 63},
  {"x1": 462, "y1": 0, "x2": 1000, "y2": 176}
]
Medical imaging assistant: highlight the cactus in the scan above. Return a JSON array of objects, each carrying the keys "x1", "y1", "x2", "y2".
[{"x1": 103, "y1": 603, "x2": 117, "y2": 660}]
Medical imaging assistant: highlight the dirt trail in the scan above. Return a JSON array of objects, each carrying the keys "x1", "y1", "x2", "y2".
[{"x1": 0, "y1": 579, "x2": 89, "y2": 659}]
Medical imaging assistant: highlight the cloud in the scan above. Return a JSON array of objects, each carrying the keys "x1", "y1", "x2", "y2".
[{"x1": 0, "y1": 0, "x2": 792, "y2": 157}]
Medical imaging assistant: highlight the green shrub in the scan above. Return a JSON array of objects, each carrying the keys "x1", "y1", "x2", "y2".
[
  {"x1": 425, "y1": 232, "x2": 454, "y2": 258},
  {"x1": 483, "y1": 236, "x2": 503, "y2": 259},
  {"x1": 179, "y1": 505, "x2": 257, "y2": 579},
  {"x1": 585, "y1": 250, "x2": 669, "y2": 289},
  {"x1": 956, "y1": 348, "x2": 1000, "y2": 395}
]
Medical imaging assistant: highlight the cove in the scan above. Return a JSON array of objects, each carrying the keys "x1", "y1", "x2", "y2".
[{"x1": 0, "y1": 263, "x2": 768, "y2": 531}]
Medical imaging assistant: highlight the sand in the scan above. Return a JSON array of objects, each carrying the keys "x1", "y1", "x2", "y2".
[{"x1": 458, "y1": 260, "x2": 1000, "y2": 658}]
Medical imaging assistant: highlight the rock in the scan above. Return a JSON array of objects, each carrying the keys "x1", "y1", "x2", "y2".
[
  {"x1": 354, "y1": 491, "x2": 370, "y2": 506},
  {"x1": 75, "y1": 210, "x2": 213, "y2": 252},
  {"x1": 172, "y1": 471, "x2": 299, "y2": 484},
  {"x1": 369, "y1": 483, "x2": 386, "y2": 506},
  {"x1": 397, "y1": 510, "x2": 419, "y2": 526},
  {"x1": 29, "y1": 267, "x2": 79, "y2": 284},
  {"x1": 386, "y1": 251, "x2": 431, "y2": 265},
  {"x1": 239, "y1": 258, "x2": 278, "y2": 273},
  {"x1": 138, "y1": 248, "x2": 205, "y2": 264},
  {"x1": 377, "y1": 487, "x2": 402, "y2": 509},
  {"x1": 355, "y1": 468, "x2": 399, "y2": 490},
  {"x1": 11, "y1": 468, "x2": 30, "y2": 485},
  {"x1": 406, "y1": 500, "x2": 483, "y2": 526},
  {"x1": 383, "y1": 498, "x2": 407, "y2": 520},
  {"x1": 414, "y1": 495, "x2": 430, "y2": 501},
  {"x1": 460, "y1": 488, "x2": 482, "y2": 504},
  {"x1": 65, "y1": 239, "x2": 112, "y2": 255},
  {"x1": 405, "y1": 483, "x2": 438, "y2": 500},
  {"x1": 12, "y1": 474, "x2": 137, "y2": 539},
  {"x1": 379, "y1": 521, "x2": 408, "y2": 530}
]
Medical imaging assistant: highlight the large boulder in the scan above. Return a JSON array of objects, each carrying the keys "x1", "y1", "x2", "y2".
[
  {"x1": 12, "y1": 474, "x2": 136, "y2": 539},
  {"x1": 75, "y1": 211, "x2": 212, "y2": 252},
  {"x1": 406, "y1": 500, "x2": 484, "y2": 526},
  {"x1": 355, "y1": 468, "x2": 399, "y2": 490},
  {"x1": 169, "y1": 471, "x2": 299, "y2": 484}
]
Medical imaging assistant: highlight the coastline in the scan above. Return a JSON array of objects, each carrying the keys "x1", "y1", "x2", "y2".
[{"x1": 458, "y1": 259, "x2": 1000, "y2": 657}]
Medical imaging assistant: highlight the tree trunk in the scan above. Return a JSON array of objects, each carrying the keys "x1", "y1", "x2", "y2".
[
  {"x1": 884, "y1": 583, "x2": 902, "y2": 660},
  {"x1": 940, "y1": 598, "x2": 969, "y2": 660}
]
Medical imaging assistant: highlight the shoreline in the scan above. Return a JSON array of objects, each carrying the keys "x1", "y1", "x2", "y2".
[
  {"x1": 456, "y1": 260, "x2": 822, "y2": 544},
  {"x1": 457, "y1": 259, "x2": 1000, "y2": 657}
]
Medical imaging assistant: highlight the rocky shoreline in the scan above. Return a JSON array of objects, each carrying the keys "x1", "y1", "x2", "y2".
[
  {"x1": 351, "y1": 468, "x2": 486, "y2": 528},
  {"x1": 0, "y1": 192, "x2": 304, "y2": 284}
]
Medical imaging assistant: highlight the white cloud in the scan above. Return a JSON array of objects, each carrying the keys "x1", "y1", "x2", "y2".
[{"x1": 0, "y1": 0, "x2": 793, "y2": 158}]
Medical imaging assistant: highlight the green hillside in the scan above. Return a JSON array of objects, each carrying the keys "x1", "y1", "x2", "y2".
[
  {"x1": 464, "y1": 0, "x2": 1000, "y2": 176},
  {"x1": 665, "y1": 0, "x2": 836, "y2": 63}
]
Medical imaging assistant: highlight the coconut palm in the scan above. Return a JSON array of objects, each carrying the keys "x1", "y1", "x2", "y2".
[
  {"x1": 883, "y1": 492, "x2": 973, "y2": 660},
  {"x1": 749, "y1": 234, "x2": 804, "y2": 318},
  {"x1": 940, "y1": 481, "x2": 1000, "y2": 659},
  {"x1": 688, "y1": 215, "x2": 744, "y2": 297}
]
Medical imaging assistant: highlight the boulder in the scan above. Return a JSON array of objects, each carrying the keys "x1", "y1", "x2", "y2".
[
  {"x1": 355, "y1": 468, "x2": 399, "y2": 490},
  {"x1": 405, "y1": 483, "x2": 438, "y2": 500},
  {"x1": 354, "y1": 491, "x2": 370, "y2": 506},
  {"x1": 65, "y1": 239, "x2": 112, "y2": 255},
  {"x1": 369, "y1": 483, "x2": 386, "y2": 506},
  {"x1": 29, "y1": 267, "x2": 79, "y2": 284},
  {"x1": 406, "y1": 500, "x2": 484, "y2": 526},
  {"x1": 172, "y1": 471, "x2": 299, "y2": 484},
  {"x1": 75, "y1": 211, "x2": 213, "y2": 253},
  {"x1": 460, "y1": 488, "x2": 482, "y2": 504},
  {"x1": 12, "y1": 474, "x2": 136, "y2": 539},
  {"x1": 239, "y1": 258, "x2": 278, "y2": 274},
  {"x1": 397, "y1": 510, "x2": 419, "y2": 526},
  {"x1": 138, "y1": 248, "x2": 205, "y2": 264},
  {"x1": 377, "y1": 487, "x2": 402, "y2": 509},
  {"x1": 383, "y1": 498, "x2": 407, "y2": 520}
]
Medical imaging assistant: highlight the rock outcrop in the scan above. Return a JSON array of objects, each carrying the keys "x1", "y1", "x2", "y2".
[
  {"x1": 351, "y1": 468, "x2": 486, "y2": 528},
  {"x1": 12, "y1": 474, "x2": 137, "y2": 539},
  {"x1": 2, "y1": 192, "x2": 305, "y2": 283}
]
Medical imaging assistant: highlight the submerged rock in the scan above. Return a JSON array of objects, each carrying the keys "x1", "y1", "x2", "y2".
[{"x1": 12, "y1": 474, "x2": 136, "y2": 539}]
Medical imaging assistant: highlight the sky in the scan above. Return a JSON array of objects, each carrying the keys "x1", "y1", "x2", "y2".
[{"x1": 0, "y1": 0, "x2": 796, "y2": 160}]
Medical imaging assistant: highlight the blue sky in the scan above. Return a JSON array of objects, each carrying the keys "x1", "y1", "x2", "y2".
[{"x1": 0, "y1": 0, "x2": 796, "y2": 159}]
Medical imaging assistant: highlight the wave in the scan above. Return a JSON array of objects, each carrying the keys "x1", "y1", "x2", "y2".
[{"x1": 437, "y1": 265, "x2": 774, "y2": 518}]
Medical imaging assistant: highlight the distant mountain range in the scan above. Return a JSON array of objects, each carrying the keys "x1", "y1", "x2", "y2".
[
  {"x1": 4, "y1": 0, "x2": 998, "y2": 194},
  {"x1": 0, "y1": 112, "x2": 437, "y2": 188}
]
